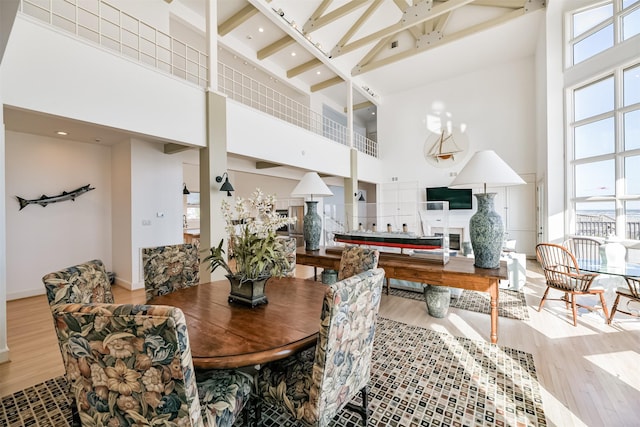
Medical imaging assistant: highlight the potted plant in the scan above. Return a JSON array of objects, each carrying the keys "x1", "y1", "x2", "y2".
[{"x1": 203, "y1": 189, "x2": 296, "y2": 307}]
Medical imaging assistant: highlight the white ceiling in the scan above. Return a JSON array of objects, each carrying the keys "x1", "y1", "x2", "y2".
[{"x1": 3, "y1": 0, "x2": 545, "y2": 149}]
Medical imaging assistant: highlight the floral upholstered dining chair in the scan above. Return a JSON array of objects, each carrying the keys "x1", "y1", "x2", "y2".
[
  {"x1": 337, "y1": 246, "x2": 380, "y2": 280},
  {"x1": 142, "y1": 243, "x2": 200, "y2": 301},
  {"x1": 42, "y1": 259, "x2": 114, "y2": 307},
  {"x1": 257, "y1": 268, "x2": 386, "y2": 426},
  {"x1": 276, "y1": 236, "x2": 297, "y2": 277},
  {"x1": 51, "y1": 303, "x2": 253, "y2": 427}
]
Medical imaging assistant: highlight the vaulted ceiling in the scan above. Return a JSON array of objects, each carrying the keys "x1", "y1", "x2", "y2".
[{"x1": 208, "y1": 0, "x2": 546, "y2": 112}]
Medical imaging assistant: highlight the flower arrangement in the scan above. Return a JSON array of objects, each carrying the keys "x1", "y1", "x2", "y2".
[{"x1": 204, "y1": 189, "x2": 296, "y2": 282}]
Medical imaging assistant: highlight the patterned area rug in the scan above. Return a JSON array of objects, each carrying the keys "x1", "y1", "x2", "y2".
[
  {"x1": 389, "y1": 287, "x2": 531, "y2": 320},
  {"x1": 0, "y1": 318, "x2": 546, "y2": 427}
]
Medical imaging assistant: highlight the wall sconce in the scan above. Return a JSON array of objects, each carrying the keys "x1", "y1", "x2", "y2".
[
  {"x1": 355, "y1": 191, "x2": 366, "y2": 202},
  {"x1": 216, "y1": 172, "x2": 234, "y2": 196},
  {"x1": 183, "y1": 183, "x2": 190, "y2": 195}
]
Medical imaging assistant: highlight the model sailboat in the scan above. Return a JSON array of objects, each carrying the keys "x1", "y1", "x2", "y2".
[{"x1": 427, "y1": 130, "x2": 463, "y2": 161}]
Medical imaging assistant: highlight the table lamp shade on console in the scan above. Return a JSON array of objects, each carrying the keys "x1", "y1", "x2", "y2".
[
  {"x1": 291, "y1": 172, "x2": 333, "y2": 250},
  {"x1": 450, "y1": 150, "x2": 525, "y2": 269}
]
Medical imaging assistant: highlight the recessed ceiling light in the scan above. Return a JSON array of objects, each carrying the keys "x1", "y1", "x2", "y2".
[
  {"x1": 316, "y1": 71, "x2": 321, "y2": 75},
  {"x1": 291, "y1": 52, "x2": 296, "y2": 57},
  {"x1": 371, "y1": 111, "x2": 376, "y2": 115},
  {"x1": 56, "y1": 131, "x2": 68, "y2": 136},
  {"x1": 258, "y1": 27, "x2": 264, "y2": 32}
]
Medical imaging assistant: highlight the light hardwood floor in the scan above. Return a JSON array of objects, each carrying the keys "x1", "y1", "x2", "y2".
[{"x1": 2, "y1": 263, "x2": 640, "y2": 426}]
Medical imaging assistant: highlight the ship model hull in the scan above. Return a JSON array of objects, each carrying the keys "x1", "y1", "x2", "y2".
[{"x1": 333, "y1": 232, "x2": 443, "y2": 250}]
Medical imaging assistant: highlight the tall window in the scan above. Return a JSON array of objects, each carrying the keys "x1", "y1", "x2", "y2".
[
  {"x1": 568, "y1": 1, "x2": 640, "y2": 240},
  {"x1": 568, "y1": 0, "x2": 640, "y2": 65}
]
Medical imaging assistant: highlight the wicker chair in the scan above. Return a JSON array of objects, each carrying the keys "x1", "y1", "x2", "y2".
[
  {"x1": 142, "y1": 243, "x2": 200, "y2": 301},
  {"x1": 536, "y1": 243, "x2": 609, "y2": 326},
  {"x1": 42, "y1": 259, "x2": 114, "y2": 307},
  {"x1": 337, "y1": 246, "x2": 380, "y2": 280},
  {"x1": 51, "y1": 303, "x2": 253, "y2": 427},
  {"x1": 609, "y1": 276, "x2": 640, "y2": 324},
  {"x1": 257, "y1": 268, "x2": 386, "y2": 426},
  {"x1": 562, "y1": 236, "x2": 603, "y2": 262}
]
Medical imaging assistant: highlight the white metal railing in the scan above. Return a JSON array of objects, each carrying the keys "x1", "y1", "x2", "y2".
[
  {"x1": 18, "y1": 0, "x2": 378, "y2": 158},
  {"x1": 20, "y1": 0, "x2": 208, "y2": 87},
  {"x1": 218, "y1": 63, "x2": 378, "y2": 158}
]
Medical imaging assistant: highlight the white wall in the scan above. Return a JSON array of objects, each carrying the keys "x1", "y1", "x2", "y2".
[
  {"x1": 5, "y1": 131, "x2": 113, "y2": 300},
  {"x1": 378, "y1": 56, "x2": 537, "y2": 187},
  {"x1": 130, "y1": 139, "x2": 184, "y2": 289},
  {"x1": 1, "y1": 16, "x2": 206, "y2": 147},
  {"x1": 0, "y1": 69, "x2": 8, "y2": 362}
]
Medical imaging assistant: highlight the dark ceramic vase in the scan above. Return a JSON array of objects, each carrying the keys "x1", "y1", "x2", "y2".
[
  {"x1": 470, "y1": 193, "x2": 503, "y2": 269},
  {"x1": 226, "y1": 274, "x2": 269, "y2": 307}
]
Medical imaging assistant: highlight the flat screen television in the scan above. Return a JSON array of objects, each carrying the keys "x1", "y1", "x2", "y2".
[{"x1": 426, "y1": 187, "x2": 473, "y2": 210}]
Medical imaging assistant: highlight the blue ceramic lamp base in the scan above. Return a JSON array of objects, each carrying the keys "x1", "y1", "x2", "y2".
[
  {"x1": 469, "y1": 193, "x2": 504, "y2": 269},
  {"x1": 303, "y1": 200, "x2": 322, "y2": 251}
]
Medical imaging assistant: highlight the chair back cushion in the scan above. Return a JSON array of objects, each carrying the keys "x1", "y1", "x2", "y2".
[
  {"x1": 276, "y1": 236, "x2": 297, "y2": 277},
  {"x1": 42, "y1": 259, "x2": 114, "y2": 306},
  {"x1": 51, "y1": 303, "x2": 203, "y2": 426},
  {"x1": 142, "y1": 243, "x2": 200, "y2": 301},
  {"x1": 337, "y1": 246, "x2": 380, "y2": 280},
  {"x1": 313, "y1": 267, "x2": 385, "y2": 425}
]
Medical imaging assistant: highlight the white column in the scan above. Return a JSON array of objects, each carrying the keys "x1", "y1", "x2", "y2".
[
  {"x1": 344, "y1": 81, "x2": 358, "y2": 230},
  {"x1": 200, "y1": 2, "x2": 228, "y2": 281}
]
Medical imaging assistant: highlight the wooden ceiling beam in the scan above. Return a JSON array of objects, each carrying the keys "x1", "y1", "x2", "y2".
[
  {"x1": 218, "y1": 4, "x2": 259, "y2": 37},
  {"x1": 333, "y1": 0, "x2": 384, "y2": 49},
  {"x1": 287, "y1": 58, "x2": 322, "y2": 78},
  {"x1": 256, "y1": 161, "x2": 282, "y2": 169},
  {"x1": 353, "y1": 8, "x2": 524, "y2": 75},
  {"x1": 303, "y1": 0, "x2": 370, "y2": 33},
  {"x1": 472, "y1": 0, "x2": 524, "y2": 8},
  {"x1": 310, "y1": 76, "x2": 344, "y2": 92},
  {"x1": 331, "y1": 0, "x2": 475, "y2": 58},
  {"x1": 344, "y1": 101, "x2": 374, "y2": 113},
  {"x1": 257, "y1": 36, "x2": 295, "y2": 60},
  {"x1": 304, "y1": 0, "x2": 333, "y2": 30},
  {"x1": 357, "y1": 34, "x2": 394, "y2": 68}
]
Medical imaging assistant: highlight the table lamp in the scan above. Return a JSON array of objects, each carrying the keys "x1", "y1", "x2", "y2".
[
  {"x1": 450, "y1": 150, "x2": 525, "y2": 268},
  {"x1": 291, "y1": 172, "x2": 333, "y2": 250}
]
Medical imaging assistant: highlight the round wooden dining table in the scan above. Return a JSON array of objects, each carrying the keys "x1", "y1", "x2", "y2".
[{"x1": 147, "y1": 276, "x2": 327, "y2": 369}]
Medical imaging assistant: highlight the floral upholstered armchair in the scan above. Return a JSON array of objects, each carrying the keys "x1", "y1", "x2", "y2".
[
  {"x1": 337, "y1": 246, "x2": 380, "y2": 280},
  {"x1": 42, "y1": 259, "x2": 114, "y2": 307},
  {"x1": 257, "y1": 268, "x2": 386, "y2": 426},
  {"x1": 142, "y1": 243, "x2": 200, "y2": 301},
  {"x1": 51, "y1": 303, "x2": 253, "y2": 427}
]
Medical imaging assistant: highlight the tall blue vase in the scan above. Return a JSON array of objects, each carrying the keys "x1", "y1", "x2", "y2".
[
  {"x1": 303, "y1": 200, "x2": 322, "y2": 251},
  {"x1": 469, "y1": 193, "x2": 503, "y2": 269}
]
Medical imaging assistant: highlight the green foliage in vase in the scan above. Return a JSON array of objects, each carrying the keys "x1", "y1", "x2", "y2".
[{"x1": 203, "y1": 189, "x2": 296, "y2": 282}]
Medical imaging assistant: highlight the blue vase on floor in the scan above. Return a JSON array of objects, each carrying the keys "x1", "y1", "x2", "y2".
[
  {"x1": 470, "y1": 193, "x2": 503, "y2": 269},
  {"x1": 424, "y1": 285, "x2": 451, "y2": 318}
]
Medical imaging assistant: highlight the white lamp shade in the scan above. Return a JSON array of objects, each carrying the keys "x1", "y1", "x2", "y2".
[
  {"x1": 450, "y1": 150, "x2": 525, "y2": 188},
  {"x1": 291, "y1": 172, "x2": 333, "y2": 199}
]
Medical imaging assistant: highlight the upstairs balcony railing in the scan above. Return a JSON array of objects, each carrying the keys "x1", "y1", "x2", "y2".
[
  {"x1": 19, "y1": 0, "x2": 378, "y2": 158},
  {"x1": 217, "y1": 63, "x2": 378, "y2": 157}
]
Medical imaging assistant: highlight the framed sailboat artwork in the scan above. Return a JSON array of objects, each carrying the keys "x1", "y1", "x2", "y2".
[{"x1": 424, "y1": 128, "x2": 470, "y2": 167}]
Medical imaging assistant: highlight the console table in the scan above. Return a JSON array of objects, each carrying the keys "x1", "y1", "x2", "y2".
[{"x1": 296, "y1": 247, "x2": 507, "y2": 343}]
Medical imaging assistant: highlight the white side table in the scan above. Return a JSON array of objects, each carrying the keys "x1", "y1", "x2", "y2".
[{"x1": 501, "y1": 252, "x2": 526, "y2": 290}]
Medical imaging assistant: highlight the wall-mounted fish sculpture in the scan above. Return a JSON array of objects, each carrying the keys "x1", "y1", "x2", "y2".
[{"x1": 16, "y1": 184, "x2": 95, "y2": 210}]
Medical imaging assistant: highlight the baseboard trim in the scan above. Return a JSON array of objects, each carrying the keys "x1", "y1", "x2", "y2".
[
  {"x1": 0, "y1": 346, "x2": 10, "y2": 364},
  {"x1": 7, "y1": 288, "x2": 44, "y2": 301}
]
